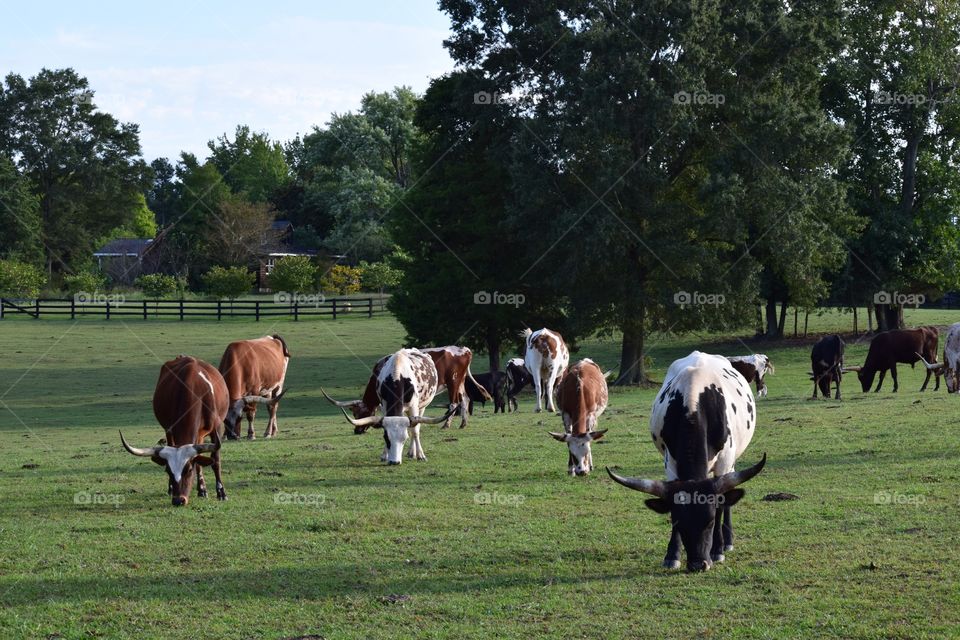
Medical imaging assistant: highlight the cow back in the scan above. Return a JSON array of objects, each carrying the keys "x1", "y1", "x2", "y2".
[
  {"x1": 218, "y1": 336, "x2": 289, "y2": 401},
  {"x1": 557, "y1": 359, "x2": 608, "y2": 434},
  {"x1": 153, "y1": 356, "x2": 228, "y2": 446}
]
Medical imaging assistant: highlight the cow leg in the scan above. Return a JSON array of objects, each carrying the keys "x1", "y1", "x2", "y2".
[
  {"x1": 468, "y1": 398, "x2": 474, "y2": 416},
  {"x1": 920, "y1": 368, "x2": 932, "y2": 392},
  {"x1": 458, "y1": 385, "x2": 469, "y2": 429},
  {"x1": 532, "y1": 375, "x2": 543, "y2": 413},
  {"x1": 508, "y1": 396, "x2": 517, "y2": 412},
  {"x1": 834, "y1": 375, "x2": 842, "y2": 400},
  {"x1": 196, "y1": 463, "x2": 207, "y2": 498},
  {"x1": 381, "y1": 431, "x2": 389, "y2": 462},
  {"x1": 196, "y1": 450, "x2": 226, "y2": 500},
  {"x1": 545, "y1": 372, "x2": 559, "y2": 413},
  {"x1": 874, "y1": 370, "x2": 886, "y2": 392},
  {"x1": 246, "y1": 404, "x2": 257, "y2": 439},
  {"x1": 722, "y1": 505, "x2": 734, "y2": 551},
  {"x1": 663, "y1": 525, "x2": 682, "y2": 569},
  {"x1": 891, "y1": 366, "x2": 898, "y2": 392},
  {"x1": 935, "y1": 370, "x2": 941, "y2": 391},
  {"x1": 757, "y1": 379, "x2": 766, "y2": 398},
  {"x1": 710, "y1": 514, "x2": 725, "y2": 563},
  {"x1": 811, "y1": 376, "x2": 819, "y2": 400},
  {"x1": 412, "y1": 425, "x2": 426, "y2": 461},
  {"x1": 266, "y1": 401, "x2": 280, "y2": 438}
]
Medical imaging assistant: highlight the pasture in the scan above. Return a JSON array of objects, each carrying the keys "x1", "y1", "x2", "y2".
[{"x1": 1, "y1": 310, "x2": 959, "y2": 639}]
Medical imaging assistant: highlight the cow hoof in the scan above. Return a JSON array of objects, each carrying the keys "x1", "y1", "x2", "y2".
[
  {"x1": 198, "y1": 489, "x2": 208, "y2": 498},
  {"x1": 535, "y1": 408, "x2": 542, "y2": 413},
  {"x1": 663, "y1": 559, "x2": 681, "y2": 570},
  {"x1": 724, "y1": 544, "x2": 734, "y2": 552},
  {"x1": 711, "y1": 553, "x2": 726, "y2": 564},
  {"x1": 247, "y1": 435, "x2": 256, "y2": 440},
  {"x1": 217, "y1": 492, "x2": 227, "y2": 501}
]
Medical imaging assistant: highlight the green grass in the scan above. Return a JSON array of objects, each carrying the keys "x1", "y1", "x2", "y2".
[{"x1": 1, "y1": 310, "x2": 959, "y2": 639}]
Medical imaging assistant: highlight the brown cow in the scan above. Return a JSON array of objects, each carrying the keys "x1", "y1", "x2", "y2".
[
  {"x1": 420, "y1": 346, "x2": 491, "y2": 428},
  {"x1": 120, "y1": 356, "x2": 228, "y2": 506},
  {"x1": 548, "y1": 359, "x2": 609, "y2": 476},
  {"x1": 219, "y1": 335, "x2": 290, "y2": 439},
  {"x1": 848, "y1": 327, "x2": 941, "y2": 392}
]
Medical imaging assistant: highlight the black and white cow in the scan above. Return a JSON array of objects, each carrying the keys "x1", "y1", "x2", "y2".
[
  {"x1": 725, "y1": 354, "x2": 774, "y2": 398},
  {"x1": 334, "y1": 349, "x2": 451, "y2": 464},
  {"x1": 810, "y1": 335, "x2": 845, "y2": 400},
  {"x1": 505, "y1": 358, "x2": 532, "y2": 412},
  {"x1": 607, "y1": 351, "x2": 766, "y2": 572}
]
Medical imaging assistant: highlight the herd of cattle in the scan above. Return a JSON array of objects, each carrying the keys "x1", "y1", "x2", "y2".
[{"x1": 119, "y1": 322, "x2": 960, "y2": 571}]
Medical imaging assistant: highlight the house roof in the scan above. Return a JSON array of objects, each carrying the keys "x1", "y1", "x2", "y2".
[
  {"x1": 94, "y1": 238, "x2": 153, "y2": 257},
  {"x1": 271, "y1": 220, "x2": 293, "y2": 231}
]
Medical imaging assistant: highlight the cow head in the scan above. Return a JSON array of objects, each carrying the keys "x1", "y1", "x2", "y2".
[
  {"x1": 338, "y1": 406, "x2": 455, "y2": 464},
  {"x1": 606, "y1": 454, "x2": 766, "y2": 572},
  {"x1": 548, "y1": 429, "x2": 607, "y2": 476},
  {"x1": 856, "y1": 368, "x2": 874, "y2": 392},
  {"x1": 120, "y1": 430, "x2": 221, "y2": 506},
  {"x1": 320, "y1": 387, "x2": 376, "y2": 430}
]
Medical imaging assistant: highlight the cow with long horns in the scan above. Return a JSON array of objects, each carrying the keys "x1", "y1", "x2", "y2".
[
  {"x1": 846, "y1": 327, "x2": 940, "y2": 392},
  {"x1": 323, "y1": 349, "x2": 448, "y2": 464},
  {"x1": 607, "y1": 351, "x2": 766, "y2": 572},
  {"x1": 548, "y1": 359, "x2": 609, "y2": 476},
  {"x1": 120, "y1": 355, "x2": 228, "y2": 506},
  {"x1": 219, "y1": 335, "x2": 290, "y2": 439},
  {"x1": 918, "y1": 323, "x2": 960, "y2": 392}
]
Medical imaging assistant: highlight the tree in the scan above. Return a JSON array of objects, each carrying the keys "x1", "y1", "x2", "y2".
[
  {"x1": 97, "y1": 194, "x2": 158, "y2": 245},
  {"x1": 147, "y1": 157, "x2": 178, "y2": 227},
  {"x1": 320, "y1": 265, "x2": 362, "y2": 295},
  {"x1": 205, "y1": 196, "x2": 275, "y2": 267},
  {"x1": 359, "y1": 258, "x2": 402, "y2": 298},
  {"x1": 269, "y1": 256, "x2": 318, "y2": 293},
  {"x1": 208, "y1": 125, "x2": 290, "y2": 203},
  {"x1": 135, "y1": 273, "x2": 179, "y2": 299},
  {"x1": 0, "y1": 155, "x2": 41, "y2": 264},
  {"x1": 0, "y1": 68, "x2": 150, "y2": 277},
  {"x1": 202, "y1": 266, "x2": 253, "y2": 300},
  {"x1": 824, "y1": 0, "x2": 960, "y2": 331},
  {"x1": 0, "y1": 259, "x2": 45, "y2": 297}
]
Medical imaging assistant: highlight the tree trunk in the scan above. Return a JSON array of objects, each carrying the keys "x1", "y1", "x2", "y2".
[
  {"x1": 793, "y1": 308, "x2": 798, "y2": 337},
  {"x1": 615, "y1": 306, "x2": 645, "y2": 385},
  {"x1": 867, "y1": 303, "x2": 874, "y2": 333},
  {"x1": 765, "y1": 297, "x2": 779, "y2": 338},
  {"x1": 853, "y1": 306, "x2": 858, "y2": 335},
  {"x1": 485, "y1": 328, "x2": 501, "y2": 372},
  {"x1": 874, "y1": 304, "x2": 903, "y2": 332},
  {"x1": 755, "y1": 305, "x2": 764, "y2": 336},
  {"x1": 777, "y1": 301, "x2": 788, "y2": 336}
]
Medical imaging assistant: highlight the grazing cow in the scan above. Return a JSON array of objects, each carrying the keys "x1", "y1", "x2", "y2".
[
  {"x1": 810, "y1": 335, "x2": 845, "y2": 400},
  {"x1": 120, "y1": 356, "x2": 228, "y2": 506},
  {"x1": 219, "y1": 335, "x2": 290, "y2": 439},
  {"x1": 917, "y1": 323, "x2": 960, "y2": 392},
  {"x1": 607, "y1": 351, "x2": 766, "y2": 572},
  {"x1": 505, "y1": 358, "x2": 532, "y2": 412},
  {"x1": 725, "y1": 354, "x2": 774, "y2": 398},
  {"x1": 548, "y1": 359, "x2": 609, "y2": 476},
  {"x1": 522, "y1": 328, "x2": 570, "y2": 413},
  {"x1": 321, "y1": 356, "x2": 389, "y2": 427},
  {"x1": 464, "y1": 371, "x2": 508, "y2": 414},
  {"x1": 848, "y1": 327, "x2": 941, "y2": 392},
  {"x1": 420, "y1": 346, "x2": 491, "y2": 428},
  {"x1": 326, "y1": 349, "x2": 447, "y2": 463}
]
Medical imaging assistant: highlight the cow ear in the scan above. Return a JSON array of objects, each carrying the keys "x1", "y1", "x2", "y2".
[
  {"x1": 589, "y1": 429, "x2": 608, "y2": 441},
  {"x1": 644, "y1": 498, "x2": 672, "y2": 514},
  {"x1": 547, "y1": 431, "x2": 569, "y2": 442},
  {"x1": 722, "y1": 488, "x2": 746, "y2": 508}
]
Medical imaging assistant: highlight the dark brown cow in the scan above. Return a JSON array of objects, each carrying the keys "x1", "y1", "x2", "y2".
[
  {"x1": 420, "y1": 346, "x2": 490, "y2": 428},
  {"x1": 548, "y1": 359, "x2": 609, "y2": 476},
  {"x1": 120, "y1": 356, "x2": 228, "y2": 506},
  {"x1": 219, "y1": 335, "x2": 290, "y2": 439},
  {"x1": 849, "y1": 327, "x2": 941, "y2": 392}
]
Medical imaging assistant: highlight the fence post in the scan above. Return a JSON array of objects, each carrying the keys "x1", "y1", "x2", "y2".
[
  {"x1": 70, "y1": 297, "x2": 75, "y2": 320},
  {"x1": 217, "y1": 300, "x2": 222, "y2": 321},
  {"x1": 255, "y1": 300, "x2": 260, "y2": 322},
  {"x1": 143, "y1": 300, "x2": 148, "y2": 321},
  {"x1": 179, "y1": 299, "x2": 184, "y2": 321},
  {"x1": 35, "y1": 298, "x2": 40, "y2": 319},
  {"x1": 332, "y1": 299, "x2": 337, "y2": 320},
  {"x1": 368, "y1": 297, "x2": 373, "y2": 318},
  {"x1": 294, "y1": 300, "x2": 299, "y2": 322},
  {"x1": 0, "y1": 299, "x2": 4, "y2": 320},
  {"x1": 105, "y1": 300, "x2": 111, "y2": 320}
]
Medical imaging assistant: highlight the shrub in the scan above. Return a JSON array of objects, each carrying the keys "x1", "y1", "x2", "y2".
[
  {"x1": 135, "y1": 274, "x2": 179, "y2": 299},
  {"x1": 62, "y1": 271, "x2": 106, "y2": 296},
  {"x1": 0, "y1": 260, "x2": 45, "y2": 298},
  {"x1": 320, "y1": 264, "x2": 363, "y2": 296},
  {"x1": 269, "y1": 256, "x2": 318, "y2": 294},
  {"x1": 359, "y1": 260, "x2": 402, "y2": 296},
  {"x1": 202, "y1": 266, "x2": 253, "y2": 300}
]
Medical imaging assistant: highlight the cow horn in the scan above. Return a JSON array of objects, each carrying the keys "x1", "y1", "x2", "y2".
[
  {"x1": 605, "y1": 467, "x2": 667, "y2": 497},
  {"x1": 547, "y1": 431, "x2": 569, "y2": 442},
  {"x1": 242, "y1": 393, "x2": 273, "y2": 403},
  {"x1": 321, "y1": 387, "x2": 362, "y2": 408},
  {"x1": 841, "y1": 365, "x2": 862, "y2": 373},
  {"x1": 119, "y1": 430, "x2": 162, "y2": 457},
  {"x1": 338, "y1": 407, "x2": 382, "y2": 428},
  {"x1": 713, "y1": 453, "x2": 767, "y2": 493},
  {"x1": 272, "y1": 388, "x2": 288, "y2": 402},
  {"x1": 193, "y1": 429, "x2": 222, "y2": 453},
  {"x1": 410, "y1": 406, "x2": 458, "y2": 426},
  {"x1": 916, "y1": 353, "x2": 944, "y2": 371}
]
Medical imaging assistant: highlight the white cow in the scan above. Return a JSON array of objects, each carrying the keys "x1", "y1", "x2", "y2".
[{"x1": 522, "y1": 327, "x2": 570, "y2": 413}]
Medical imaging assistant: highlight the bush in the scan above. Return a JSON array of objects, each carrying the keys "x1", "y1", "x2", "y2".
[
  {"x1": 359, "y1": 260, "x2": 402, "y2": 295},
  {"x1": 320, "y1": 264, "x2": 363, "y2": 296},
  {"x1": 0, "y1": 260, "x2": 46, "y2": 298},
  {"x1": 202, "y1": 266, "x2": 253, "y2": 300},
  {"x1": 62, "y1": 271, "x2": 106, "y2": 296},
  {"x1": 135, "y1": 273, "x2": 180, "y2": 299},
  {"x1": 269, "y1": 256, "x2": 318, "y2": 294}
]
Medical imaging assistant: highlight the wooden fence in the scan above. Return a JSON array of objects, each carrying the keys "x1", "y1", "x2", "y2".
[{"x1": 0, "y1": 297, "x2": 389, "y2": 321}]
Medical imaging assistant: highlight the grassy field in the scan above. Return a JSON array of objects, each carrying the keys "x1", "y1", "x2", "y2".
[{"x1": 1, "y1": 309, "x2": 959, "y2": 639}]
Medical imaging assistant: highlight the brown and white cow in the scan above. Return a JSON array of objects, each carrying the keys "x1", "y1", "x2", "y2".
[
  {"x1": 120, "y1": 356, "x2": 228, "y2": 506},
  {"x1": 219, "y1": 335, "x2": 290, "y2": 439},
  {"x1": 522, "y1": 327, "x2": 570, "y2": 413},
  {"x1": 548, "y1": 359, "x2": 609, "y2": 476},
  {"x1": 325, "y1": 349, "x2": 449, "y2": 463},
  {"x1": 420, "y1": 346, "x2": 490, "y2": 428},
  {"x1": 725, "y1": 354, "x2": 774, "y2": 398}
]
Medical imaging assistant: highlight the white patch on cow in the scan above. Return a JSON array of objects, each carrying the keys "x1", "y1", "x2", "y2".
[
  {"x1": 652, "y1": 351, "x2": 756, "y2": 481},
  {"x1": 197, "y1": 370, "x2": 216, "y2": 397},
  {"x1": 158, "y1": 445, "x2": 198, "y2": 482},
  {"x1": 382, "y1": 416, "x2": 411, "y2": 464},
  {"x1": 523, "y1": 328, "x2": 570, "y2": 413},
  {"x1": 507, "y1": 357, "x2": 524, "y2": 368}
]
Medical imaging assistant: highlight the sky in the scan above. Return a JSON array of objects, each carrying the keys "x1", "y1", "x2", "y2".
[{"x1": 0, "y1": 1, "x2": 456, "y2": 162}]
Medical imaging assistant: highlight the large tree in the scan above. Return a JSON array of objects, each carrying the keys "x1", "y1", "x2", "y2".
[
  {"x1": 0, "y1": 155, "x2": 42, "y2": 264},
  {"x1": 0, "y1": 68, "x2": 150, "y2": 277},
  {"x1": 207, "y1": 125, "x2": 290, "y2": 203}
]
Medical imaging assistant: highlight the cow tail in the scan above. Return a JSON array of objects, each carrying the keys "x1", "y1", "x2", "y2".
[{"x1": 466, "y1": 366, "x2": 492, "y2": 401}]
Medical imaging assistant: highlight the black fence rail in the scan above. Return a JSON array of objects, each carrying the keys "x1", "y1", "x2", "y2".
[{"x1": 0, "y1": 297, "x2": 389, "y2": 321}]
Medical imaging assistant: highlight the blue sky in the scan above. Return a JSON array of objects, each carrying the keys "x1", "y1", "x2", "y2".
[{"x1": 1, "y1": 1, "x2": 455, "y2": 161}]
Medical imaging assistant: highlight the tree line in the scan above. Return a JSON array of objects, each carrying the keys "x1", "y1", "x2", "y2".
[{"x1": 1, "y1": 1, "x2": 959, "y2": 382}]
